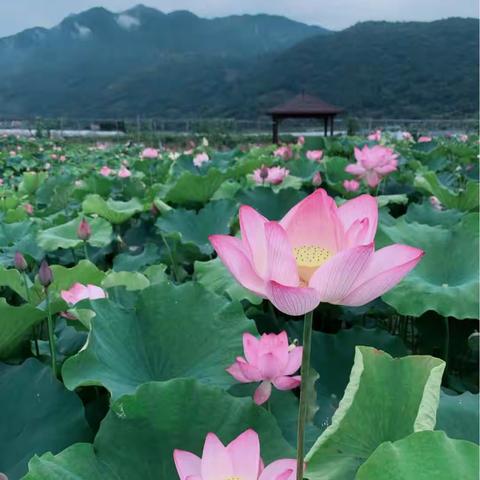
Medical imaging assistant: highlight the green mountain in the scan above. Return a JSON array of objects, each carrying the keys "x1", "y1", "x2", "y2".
[{"x1": 0, "y1": 9, "x2": 477, "y2": 120}]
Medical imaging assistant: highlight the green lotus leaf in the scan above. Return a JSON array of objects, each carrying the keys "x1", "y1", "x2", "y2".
[
  {"x1": 0, "y1": 266, "x2": 30, "y2": 299},
  {"x1": 101, "y1": 271, "x2": 150, "y2": 291},
  {"x1": 436, "y1": 390, "x2": 479, "y2": 444},
  {"x1": 156, "y1": 200, "x2": 237, "y2": 255},
  {"x1": 306, "y1": 346, "x2": 445, "y2": 480},
  {"x1": 376, "y1": 194, "x2": 408, "y2": 208},
  {"x1": 378, "y1": 214, "x2": 479, "y2": 318},
  {"x1": 324, "y1": 155, "x2": 351, "y2": 188},
  {"x1": 82, "y1": 194, "x2": 143, "y2": 224},
  {"x1": 414, "y1": 171, "x2": 479, "y2": 211},
  {"x1": 0, "y1": 358, "x2": 92, "y2": 479},
  {"x1": 405, "y1": 201, "x2": 464, "y2": 227},
  {"x1": 62, "y1": 281, "x2": 256, "y2": 400},
  {"x1": 194, "y1": 257, "x2": 262, "y2": 304},
  {"x1": 112, "y1": 243, "x2": 162, "y2": 272},
  {"x1": 165, "y1": 168, "x2": 225, "y2": 206},
  {"x1": 0, "y1": 300, "x2": 47, "y2": 359},
  {"x1": 24, "y1": 379, "x2": 294, "y2": 480},
  {"x1": 235, "y1": 187, "x2": 305, "y2": 220},
  {"x1": 0, "y1": 221, "x2": 43, "y2": 266},
  {"x1": 37, "y1": 216, "x2": 112, "y2": 251},
  {"x1": 355, "y1": 431, "x2": 479, "y2": 480},
  {"x1": 19, "y1": 171, "x2": 48, "y2": 195},
  {"x1": 288, "y1": 324, "x2": 408, "y2": 433}
]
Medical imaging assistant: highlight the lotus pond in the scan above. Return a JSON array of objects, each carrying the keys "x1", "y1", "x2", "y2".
[{"x1": 0, "y1": 132, "x2": 478, "y2": 480}]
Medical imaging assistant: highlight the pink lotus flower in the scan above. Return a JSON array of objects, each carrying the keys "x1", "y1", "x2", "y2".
[
  {"x1": 273, "y1": 146, "x2": 293, "y2": 161},
  {"x1": 368, "y1": 130, "x2": 382, "y2": 141},
  {"x1": 59, "y1": 155, "x2": 66, "y2": 162},
  {"x1": 23, "y1": 203, "x2": 34, "y2": 215},
  {"x1": 253, "y1": 166, "x2": 289, "y2": 185},
  {"x1": 174, "y1": 429, "x2": 297, "y2": 480},
  {"x1": 343, "y1": 179, "x2": 360, "y2": 192},
  {"x1": 141, "y1": 147, "x2": 159, "y2": 159},
  {"x1": 0, "y1": 178, "x2": 3, "y2": 186},
  {"x1": 209, "y1": 189, "x2": 423, "y2": 316},
  {"x1": 61, "y1": 283, "x2": 106, "y2": 306},
  {"x1": 9, "y1": 150, "x2": 16, "y2": 157},
  {"x1": 312, "y1": 171, "x2": 322, "y2": 186},
  {"x1": 418, "y1": 136, "x2": 432, "y2": 143},
  {"x1": 459, "y1": 134, "x2": 469, "y2": 142},
  {"x1": 297, "y1": 136, "x2": 305, "y2": 146},
  {"x1": 99, "y1": 166, "x2": 113, "y2": 176},
  {"x1": 345, "y1": 145, "x2": 398, "y2": 188},
  {"x1": 429, "y1": 196, "x2": 442, "y2": 211},
  {"x1": 306, "y1": 150, "x2": 323, "y2": 162},
  {"x1": 50, "y1": 154, "x2": 58, "y2": 160},
  {"x1": 193, "y1": 153, "x2": 210, "y2": 168},
  {"x1": 227, "y1": 331, "x2": 302, "y2": 404},
  {"x1": 402, "y1": 131, "x2": 413, "y2": 141},
  {"x1": 118, "y1": 166, "x2": 132, "y2": 178},
  {"x1": 77, "y1": 218, "x2": 92, "y2": 241}
]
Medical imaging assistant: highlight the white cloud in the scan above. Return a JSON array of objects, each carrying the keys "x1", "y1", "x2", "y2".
[
  {"x1": 73, "y1": 22, "x2": 92, "y2": 39},
  {"x1": 116, "y1": 13, "x2": 141, "y2": 30}
]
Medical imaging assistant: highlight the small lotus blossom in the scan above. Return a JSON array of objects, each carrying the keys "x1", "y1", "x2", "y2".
[
  {"x1": 418, "y1": 136, "x2": 432, "y2": 143},
  {"x1": 61, "y1": 283, "x2": 106, "y2": 306},
  {"x1": 368, "y1": 130, "x2": 382, "y2": 141},
  {"x1": 141, "y1": 148, "x2": 158, "y2": 159},
  {"x1": 297, "y1": 136, "x2": 305, "y2": 146},
  {"x1": 429, "y1": 196, "x2": 443, "y2": 211},
  {"x1": 227, "y1": 331, "x2": 302, "y2": 405},
  {"x1": 343, "y1": 179, "x2": 360, "y2": 192},
  {"x1": 273, "y1": 145, "x2": 293, "y2": 160},
  {"x1": 193, "y1": 152, "x2": 210, "y2": 168},
  {"x1": 312, "y1": 171, "x2": 323, "y2": 186},
  {"x1": 202, "y1": 137, "x2": 209, "y2": 147},
  {"x1": 50, "y1": 154, "x2": 58, "y2": 160},
  {"x1": 118, "y1": 166, "x2": 132, "y2": 178},
  {"x1": 9, "y1": 150, "x2": 16, "y2": 157},
  {"x1": 77, "y1": 218, "x2": 92, "y2": 241},
  {"x1": 99, "y1": 165, "x2": 113, "y2": 176},
  {"x1": 23, "y1": 203, "x2": 34, "y2": 215},
  {"x1": 210, "y1": 189, "x2": 423, "y2": 316},
  {"x1": 345, "y1": 145, "x2": 398, "y2": 188},
  {"x1": 402, "y1": 131, "x2": 413, "y2": 141},
  {"x1": 174, "y1": 429, "x2": 297, "y2": 480},
  {"x1": 59, "y1": 155, "x2": 66, "y2": 162},
  {"x1": 306, "y1": 150, "x2": 324, "y2": 162},
  {"x1": 0, "y1": 178, "x2": 3, "y2": 185},
  {"x1": 169, "y1": 151, "x2": 180, "y2": 160},
  {"x1": 14, "y1": 252, "x2": 28, "y2": 271},
  {"x1": 459, "y1": 134, "x2": 469, "y2": 142},
  {"x1": 253, "y1": 166, "x2": 289, "y2": 185},
  {"x1": 44, "y1": 162, "x2": 51, "y2": 170}
]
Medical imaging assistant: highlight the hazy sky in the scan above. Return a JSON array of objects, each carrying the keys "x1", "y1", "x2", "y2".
[{"x1": 1, "y1": 0, "x2": 477, "y2": 37}]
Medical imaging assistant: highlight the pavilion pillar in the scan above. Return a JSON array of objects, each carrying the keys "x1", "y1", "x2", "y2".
[
  {"x1": 330, "y1": 116, "x2": 334, "y2": 136},
  {"x1": 323, "y1": 117, "x2": 328, "y2": 137},
  {"x1": 272, "y1": 117, "x2": 280, "y2": 144}
]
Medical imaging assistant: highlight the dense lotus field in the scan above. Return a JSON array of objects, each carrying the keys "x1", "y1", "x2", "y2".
[{"x1": 0, "y1": 131, "x2": 479, "y2": 480}]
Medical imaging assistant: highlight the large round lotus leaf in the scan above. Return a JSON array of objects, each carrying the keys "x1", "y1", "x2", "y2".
[
  {"x1": 62, "y1": 281, "x2": 256, "y2": 400},
  {"x1": 405, "y1": 202, "x2": 464, "y2": 227},
  {"x1": 436, "y1": 390, "x2": 479, "y2": 444},
  {"x1": 0, "y1": 358, "x2": 91, "y2": 479},
  {"x1": 305, "y1": 346, "x2": 445, "y2": 480},
  {"x1": 156, "y1": 200, "x2": 237, "y2": 254},
  {"x1": 377, "y1": 214, "x2": 479, "y2": 319},
  {"x1": 355, "y1": 431, "x2": 479, "y2": 480},
  {"x1": 236, "y1": 187, "x2": 305, "y2": 220},
  {"x1": 37, "y1": 216, "x2": 112, "y2": 251},
  {"x1": 112, "y1": 243, "x2": 162, "y2": 272},
  {"x1": 194, "y1": 257, "x2": 262, "y2": 305},
  {"x1": 165, "y1": 168, "x2": 225, "y2": 206},
  {"x1": 82, "y1": 194, "x2": 143, "y2": 224},
  {"x1": 0, "y1": 300, "x2": 46, "y2": 359},
  {"x1": 24, "y1": 379, "x2": 294, "y2": 480}
]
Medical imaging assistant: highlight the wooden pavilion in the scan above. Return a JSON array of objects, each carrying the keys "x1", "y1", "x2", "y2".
[{"x1": 267, "y1": 93, "x2": 343, "y2": 143}]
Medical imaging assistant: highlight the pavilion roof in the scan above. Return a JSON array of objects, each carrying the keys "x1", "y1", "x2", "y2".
[{"x1": 268, "y1": 94, "x2": 343, "y2": 115}]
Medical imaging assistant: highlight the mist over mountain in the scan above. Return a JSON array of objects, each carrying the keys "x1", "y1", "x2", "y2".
[{"x1": 0, "y1": 5, "x2": 477, "y2": 120}]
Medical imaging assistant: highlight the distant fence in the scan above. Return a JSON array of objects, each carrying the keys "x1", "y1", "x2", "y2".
[{"x1": 0, "y1": 116, "x2": 478, "y2": 138}]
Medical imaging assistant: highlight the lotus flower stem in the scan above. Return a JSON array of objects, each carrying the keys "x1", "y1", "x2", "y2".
[
  {"x1": 296, "y1": 309, "x2": 313, "y2": 480},
  {"x1": 45, "y1": 291, "x2": 57, "y2": 377},
  {"x1": 83, "y1": 241, "x2": 89, "y2": 261},
  {"x1": 160, "y1": 232, "x2": 178, "y2": 282},
  {"x1": 22, "y1": 271, "x2": 39, "y2": 356},
  {"x1": 444, "y1": 316, "x2": 450, "y2": 369}
]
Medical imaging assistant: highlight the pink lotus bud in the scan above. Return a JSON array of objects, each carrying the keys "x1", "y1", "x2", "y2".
[
  {"x1": 259, "y1": 165, "x2": 269, "y2": 180},
  {"x1": 151, "y1": 203, "x2": 160, "y2": 216},
  {"x1": 343, "y1": 179, "x2": 360, "y2": 192},
  {"x1": 38, "y1": 260, "x2": 53, "y2": 288},
  {"x1": 297, "y1": 135, "x2": 305, "y2": 145},
  {"x1": 77, "y1": 218, "x2": 92, "y2": 241},
  {"x1": 312, "y1": 171, "x2": 323, "y2": 186},
  {"x1": 23, "y1": 203, "x2": 34, "y2": 215},
  {"x1": 14, "y1": 252, "x2": 27, "y2": 271}
]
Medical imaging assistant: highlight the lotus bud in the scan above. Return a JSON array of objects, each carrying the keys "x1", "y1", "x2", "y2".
[
  {"x1": 312, "y1": 171, "x2": 323, "y2": 186},
  {"x1": 77, "y1": 218, "x2": 92, "y2": 241},
  {"x1": 38, "y1": 260, "x2": 53, "y2": 289},
  {"x1": 14, "y1": 252, "x2": 28, "y2": 271},
  {"x1": 151, "y1": 203, "x2": 160, "y2": 217},
  {"x1": 259, "y1": 165, "x2": 269, "y2": 181}
]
